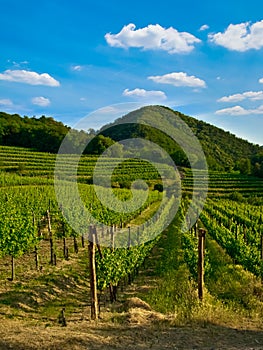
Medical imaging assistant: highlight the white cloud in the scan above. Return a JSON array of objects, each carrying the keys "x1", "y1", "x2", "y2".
[
  {"x1": 209, "y1": 20, "x2": 263, "y2": 51},
  {"x1": 148, "y1": 72, "x2": 206, "y2": 88},
  {"x1": 216, "y1": 105, "x2": 263, "y2": 115},
  {"x1": 259, "y1": 78, "x2": 263, "y2": 84},
  {"x1": 105, "y1": 23, "x2": 201, "y2": 54},
  {"x1": 0, "y1": 70, "x2": 60, "y2": 86},
  {"x1": 32, "y1": 96, "x2": 51, "y2": 107},
  {"x1": 218, "y1": 94, "x2": 244, "y2": 103},
  {"x1": 218, "y1": 91, "x2": 263, "y2": 102},
  {"x1": 71, "y1": 65, "x2": 83, "y2": 71},
  {"x1": 122, "y1": 88, "x2": 167, "y2": 100},
  {"x1": 0, "y1": 99, "x2": 13, "y2": 106},
  {"x1": 199, "y1": 24, "x2": 209, "y2": 31}
]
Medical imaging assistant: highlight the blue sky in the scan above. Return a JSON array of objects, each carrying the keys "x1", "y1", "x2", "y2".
[{"x1": 1, "y1": 0, "x2": 263, "y2": 145}]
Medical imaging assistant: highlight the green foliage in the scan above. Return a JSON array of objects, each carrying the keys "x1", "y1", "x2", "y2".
[
  {"x1": 0, "y1": 112, "x2": 90, "y2": 153},
  {"x1": 84, "y1": 134, "x2": 115, "y2": 155},
  {"x1": 99, "y1": 105, "x2": 261, "y2": 172},
  {"x1": 0, "y1": 194, "x2": 37, "y2": 259},
  {"x1": 0, "y1": 107, "x2": 262, "y2": 175},
  {"x1": 235, "y1": 158, "x2": 252, "y2": 175},
  {"x1": 201, "y1": 198, "x2": 263, "y2": 277},
  {"x1": 95, "y1": 196, "x2": 177, "y2": 291},
  {"x1": 251, "y1": 151, "x2": 263, "y2": 178},
  {"x1": 228, "y1": 192, "x2": 244, "y2": 202}
]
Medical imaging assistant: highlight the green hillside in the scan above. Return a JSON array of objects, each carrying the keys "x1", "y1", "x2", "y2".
[
  {"x1": 1, "y1": 106, "x2": 263, "y2": 175},
  {"x1": 100, "y1": 105, "x2": 262, "y2": 173}
]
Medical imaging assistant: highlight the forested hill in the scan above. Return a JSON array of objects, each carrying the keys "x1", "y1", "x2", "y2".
[
  {"x1": 0, "y1": 112, "x2": 90, "y2": 153},
  {"x1": 0, "y1": 107, "x2": 263, "y2": 175},
  {"x1": 100, "y1": 105, "x2": 263, "y2": 174}
]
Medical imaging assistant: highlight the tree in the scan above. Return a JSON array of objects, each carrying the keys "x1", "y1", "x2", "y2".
[
  {"x1": 236, "y1": 158, "x2": 251, "y2": 175},
  {"x1": 85, "y1": 135, "x2": 115, "y2": 155}
]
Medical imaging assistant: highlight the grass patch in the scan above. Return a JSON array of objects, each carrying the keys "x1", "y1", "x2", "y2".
[
  {"x1": 133, "y1": 218, "x2": 263, "y2": 327},
  {"x1": 129, "y1": 200, "x2": 161, "y2": 226},
  {"x1": 205, "y1": 236, "x2": 263, "y2": 317}
]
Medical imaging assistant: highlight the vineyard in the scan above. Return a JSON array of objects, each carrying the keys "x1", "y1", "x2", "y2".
[{"x1": 1, "y1": 144, "x2": 263, "y2": 349}]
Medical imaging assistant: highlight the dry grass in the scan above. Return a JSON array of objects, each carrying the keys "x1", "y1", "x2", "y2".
[
  {"x1": 1, "y1": 229, "x2": 263, "y2": 349},
  {"x1": 1, "y1": 313, "x2": 263, "y2": 350}
]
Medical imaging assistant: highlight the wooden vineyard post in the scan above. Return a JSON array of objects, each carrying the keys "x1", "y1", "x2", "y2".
[
  {"x1": 94, "y1": 226, "x2": 103, "y2": 259},
  {"x1": 110, "y1": 225, "x2": 114, "y2": 250},
  {"x1": 11, "y1": 255, "x2": 15, "y2": 281},
  {"x1": 198, "y1": 228, "x2": 206, "y2": 301},
  {"x1": 127, "y1": 226, "x2": 132, "y2": 284},
  {"x1": 73, "y1": 236, "x2": 79, "y2": 254},
  {"x1": 61, "y1": 221, "x2": 68, "y2": 259},
  {"x1": 32, "y1": 212, "x2": 39, "y2": 270},
  {"x1": 127, "y1": 226, "x2": 131, "y2": 249},
  {"x1": 81, "y1": 234, "x2": 85, "y2": 248},
  {"x1": 35, "y1": 246, "x2": 39, "y2": 270},
  {"x1": 63, "y1": 237, "x2": 68, "y2": 259},
  {"x1": 88, "y1": 226, "x2": 99, "y2": 320},
  {"x1": 46, "y1": 210, "x2": 54, "y2": 265}
]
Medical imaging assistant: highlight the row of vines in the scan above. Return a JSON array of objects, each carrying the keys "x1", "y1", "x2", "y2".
[
  {"x1": 0, "y1": 184, "x2": 163, "y2": 280},
  {"x1": 200, "y1": 198, "x2": 263, "y2": 277}
]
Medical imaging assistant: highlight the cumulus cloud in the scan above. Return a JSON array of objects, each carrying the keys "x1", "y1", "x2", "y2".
[
  {"x1": 216, "y1": 105, "x2": 263, "y2": 115},
  {"x1": 32, "y1": 96, "x2": 51, "y2": 107},
  {"x1": 0, "y1": 70, "x2": 60, "y2": 86},
  {"x1": 199, "y1": 24, "x2": 209, "y2": 31},
  {"x1": 0, "y1": 98, "x2": 13, "y2": 106},
  {"x1": 105, "y1": 23, "x2": 201, "y2": 54},
  {"x1": 122, "y1": 88, "x2": 167, "y2": 100},
  {"x1": 259, "y1": 78, "x2": 263, "y2": 84},
  {"x1": 218, "y1": 91, "x2": 263, "y2": 102},
  {"x1": 209, "y1": 20, "x2": 263, "y2": 51},
  {"x1": 148, "y1": 72, "x2": 206, "y2": 88}
]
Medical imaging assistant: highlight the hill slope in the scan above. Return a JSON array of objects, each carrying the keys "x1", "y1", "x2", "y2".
[
  {"x1": 0, "y1": 106, "x2": 262, "y2": 173},
  {"x1": 100, "y1": 105, "x2": 261, "y2": 172}
]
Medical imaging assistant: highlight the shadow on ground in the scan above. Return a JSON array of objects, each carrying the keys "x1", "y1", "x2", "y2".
[{"x1": 0, "y1": 319, "x2": 263, "y2": 350}]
